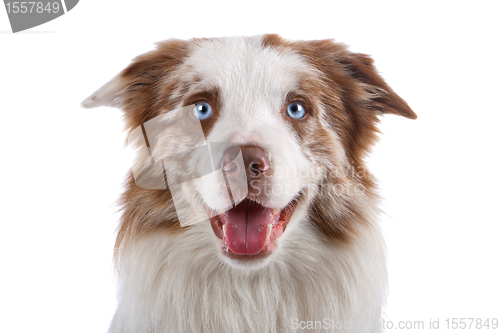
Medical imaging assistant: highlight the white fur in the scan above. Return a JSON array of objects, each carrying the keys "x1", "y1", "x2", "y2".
[{"x1": 110, "y1": 210, "x2": 386, "y2": 333}]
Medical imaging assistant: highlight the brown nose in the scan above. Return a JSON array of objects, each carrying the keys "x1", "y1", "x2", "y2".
[{"x1": 221, "y1": 146, "x2": 270, "y2": 178}]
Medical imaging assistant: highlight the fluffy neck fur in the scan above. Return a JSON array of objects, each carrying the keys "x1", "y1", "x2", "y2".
[{"x1": 110, "y1": 201, "x2": 386, "y2": 333}]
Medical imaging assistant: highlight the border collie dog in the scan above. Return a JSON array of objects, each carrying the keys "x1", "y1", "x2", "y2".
[{"x1": 83, "y1": 34, "x2": 416, "y2": 333}]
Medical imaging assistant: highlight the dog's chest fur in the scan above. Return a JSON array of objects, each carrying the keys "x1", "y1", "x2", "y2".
[{"x1": 110, "y1": 221, "x2": 386, "y2": 333}]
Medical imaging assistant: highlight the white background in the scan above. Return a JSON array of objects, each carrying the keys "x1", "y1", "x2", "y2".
[{"x1": 1, "y1": 1, "x2": 499, "y2": 332}]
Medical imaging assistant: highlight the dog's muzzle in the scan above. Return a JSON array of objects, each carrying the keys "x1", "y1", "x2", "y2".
[{"x1": 208, "y1": 145, "x2": 297, "y2": 259}]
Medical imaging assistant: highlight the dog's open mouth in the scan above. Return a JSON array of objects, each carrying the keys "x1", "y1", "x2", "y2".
[{"x1": 209, "y1": 198, "x2": 297, "y2": 259}]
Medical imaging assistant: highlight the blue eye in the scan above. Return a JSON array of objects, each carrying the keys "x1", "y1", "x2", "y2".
[
  {"x1": 193, "y1": 102, "x2": 213, "y2": 120},
  {"x1": 286, "y1": 102, "x2": 306, "y2": 119}
]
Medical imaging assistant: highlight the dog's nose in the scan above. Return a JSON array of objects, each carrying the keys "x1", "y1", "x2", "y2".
[
  {"x1": 241, "y1": 146, "x2": 270, "y2": 176},
  {"x1": 221, "y1": 146, "x2": 270, "y2": 177}
]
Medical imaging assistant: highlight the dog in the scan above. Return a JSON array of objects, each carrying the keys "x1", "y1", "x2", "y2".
[{"x1": 82, "y1": 34, "x2": 416, "y2": 332}]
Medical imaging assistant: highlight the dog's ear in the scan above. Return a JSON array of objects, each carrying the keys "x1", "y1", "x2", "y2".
[
  {"x1": 81, "y1": 39, "x2": 190, "y2": 110},
  {"x1": 81, "y1": 72, "x2": 127, "y2": 109},
  {"x1": 80, "y1": 56, "x2": 158, "y2": 109},
  {"x1": 340, "y1": 52, "x2": 417, "y2": 120}
]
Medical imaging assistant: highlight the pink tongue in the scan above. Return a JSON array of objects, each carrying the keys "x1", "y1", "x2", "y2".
[{"x1": 225, "y1": 200, "x2": 271, "y2": 255}]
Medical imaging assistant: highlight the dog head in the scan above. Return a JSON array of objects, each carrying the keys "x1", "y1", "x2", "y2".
[{"x1": 83, "y1": 35, "x2": 416, "y2": 268}]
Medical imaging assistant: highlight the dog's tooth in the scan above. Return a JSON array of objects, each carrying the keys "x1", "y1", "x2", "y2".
[
  {"x1": 266, "y1": 224, "x2": 272, "y2": 242},
  {"x1": 222, "y1": 224, "x2": 227, "y2": 238},
  {"x1": 272, "y1": 208, "x2": 279, "y2": 215}
]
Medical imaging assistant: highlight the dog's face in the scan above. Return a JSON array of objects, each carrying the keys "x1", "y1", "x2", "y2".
[{"x1": 83, "y1": 35, "x2": 416, "y2": 269}]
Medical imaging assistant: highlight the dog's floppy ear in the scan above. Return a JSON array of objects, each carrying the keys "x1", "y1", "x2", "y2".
[
  {"x1": 81, "y1": 73, "x2": 128, "y2": 109},
  {"x1": 340, "y1": 52, "x2": 417, "y2": 120},
  {"x1": 81, "y1": 39, "x2": 190, "y2": 110}
]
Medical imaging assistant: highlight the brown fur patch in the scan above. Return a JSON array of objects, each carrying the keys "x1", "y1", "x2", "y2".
[
  {"x1": 120, "y1": 39, "x2": 192, "y2": 132},
  {"x1": 261, "y1": 34, "x2": 286, "y2": 50},
  {"x1": 115, "y1": 173, "x2": 183, "y2": 260},
  {"x1": 114, "y1": 40, "x2": 194, "y2": 255},
  {"x1": 182, "y1": 87, "x2": 222, "y2": 138}
]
